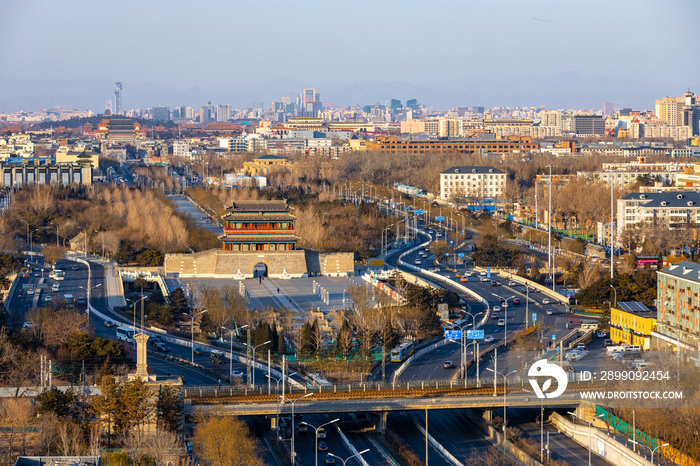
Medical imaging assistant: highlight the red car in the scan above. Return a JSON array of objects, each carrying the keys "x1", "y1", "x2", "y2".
[{"x1": 513, "y1": 298, "x2": 521, "y2": 305}]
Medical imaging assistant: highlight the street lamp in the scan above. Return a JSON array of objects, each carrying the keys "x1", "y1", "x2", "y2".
[
  {"x1": 280, "y1": 393, "x2": 314, "y2": 465},
  {"x1": 78, "y1": 283, "x2": 102, "y2": 321},
  {"x1": 610, "y1": 284, "x2": 617, "y2": 309},
  {"x1": 328, "y1": 449, "x2": 370, "y2": 466},
  {"x1": 266, "y1": 371, "x2": 297, "y2": 444},
  {"x1": 185, "y1": 309, "x2": 208, "y2": 364},
  {"x1": 300, "y1": 418, "x2": 339, "y2": 466},
  {"x1": 247, "y1": 340, "x2": 271, "y2": 386},
  {"x1": 49, "y1": 222, "x2": 60, "y2": 248},
  {"x1": 94, "y1": 230, "x2": 105, "y2": 260},
  {"x1": 568, "y1": 412, "x2": 604, "y2": 466},
  {"x1": 126, "y1": 296, "x2": 148, "y2": 332},
  {"x1": 545, "y1": 164, "x2": 555, "y2": 291},
  {"x1": 487, "y1": 368, "x2": 517, "y2": 462},
  {"x1": 523, "y1": 388, "x2": 544, "y2": 463},
  {"x1": 222, "y1": 326, "x2": 240, "y2": 385},
  {"x1": 651, "y1": 443, "x2": 669, "y2": 465},
  {"x1": 29, "y1": 228, "x2": 39, "y2": 254},
  {"x1": 495, "y1": 295, "x2": 516, "y2": 346}
]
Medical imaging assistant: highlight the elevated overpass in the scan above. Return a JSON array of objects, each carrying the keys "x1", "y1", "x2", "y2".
[{"x1": 185, "y1": 382, "x2": 589, "y2": 417}]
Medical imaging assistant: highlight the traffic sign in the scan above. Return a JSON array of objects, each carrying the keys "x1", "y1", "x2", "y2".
[
  {"x1": 444, "y1": 330, "x2": 462, "y2": 340},
  {"x1": 416, "y1": 209, "x2": 424, "y2": 214},
  {"x1": 551, "y1": 334, "x2": 556, "y2": 340},
  {"x1": 435, "y1": 216, "x2": 445, "y2": 221},
  {"x1": 450, "y1": 240, "x2": 454, "y2": 245},
  {"x1": 532, "y1": 313, "x2": 537, "y2": 322},
  {"x1": 466, "y1": 330, "x2": 484, "y2": 340},
  {"x1": 457, "y1": 252, "x2": 465, "y2": 257},
  {"x1": 487, "y1": 266, "x2": 491, "y2": 278}
]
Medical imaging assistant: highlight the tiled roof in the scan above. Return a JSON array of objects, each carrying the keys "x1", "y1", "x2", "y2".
[
  {"x1": 222, "y1": 212, "x2": 295, "y2": 221},
  {"x1": 219, "y1": 234, "x2": 300, "y2": 242},
  {"x1": 226, "y1": 200, "x2": 290, "y2": 213},
  {"x1": 620, "y1": 192, "x2": 700, "y2": 208}
]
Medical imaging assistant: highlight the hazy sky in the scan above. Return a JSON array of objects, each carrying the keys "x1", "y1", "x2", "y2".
[{"x1": 1, "y1": 0, "x2": 698, "y2": 110}]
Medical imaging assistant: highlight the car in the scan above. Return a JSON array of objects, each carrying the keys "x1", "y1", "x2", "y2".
[
  {"x1": 498, "y1": 297, "x2": 506, "y2": 303},
  {"x1": 465, "y1": 271, "x2": 473, "y2": 277},
  {"x1": 460, "y1": 277, "x2": 469, "y2": 282},
  {"x1": 604, "y1": 339, "x2": 613, "y2": 347},
  {"x1": 104, "y1": 320, "x2": 116, "y2": 327},
  {"x1": 52, "y1": 283, "x2": 60, "y2": 292},
  {"x1": 542, "y1": 298, "x2": 550, "y2": 304},
  {"x1": 34, "y1": 273, "x2": 40, "y2": 277},
  {"x1": 150, "y1": 335, "x2": 166, "y2": 344},
  {"x1": 479, "y1": 271, "x2": 487, "y2": 276},
  {"x1": 415, "y1": 259, "x2": 421, "y2": 265},
  {"x1": 231, "y1": 370, "x2": 243, "y2": 379},
  {"x1": 22, "y1": 321, "x2": 37, "y2": 330},
  {"x1": 513, "y1": 298, "x2": 521, "y2": 305},
  {"x1": 26, "y1": 288, "x2": 35, "y2": 296},
  {"x1": 318, "y1": 441, "x2": 329, "y2": 452},
  {"x1": 497, "y1": 319, "x2": 505, "y2": 327},
  {"x1": 565, "y1": 351, "x2": 584, "y2": 361},
  {"x1": 324, "y1": 454, "x2": 336, "y2": 465},
  {"x1": 44, "y1": 295, "x2": 52, "y2": 302},
  {"x1": 71, "y1": 266, "x2": 78, "y2": 271},
  {"x1": 507, "y1": 281, "x2": 518, "y2": 286},
  {"x1": 317, "y1": 427, "x2": 327, "y2": 438},
  {"x1": 596, "y1": 331, "x2": 607, "y2": 338},
  {"x1": 484, "y1": 336, "x2": 495, "y2": 343},
  {"x1": 546, "y1": 309, "x2": 554, "y2": 315},
  {"x1": 492, "y1": 306, "x2": 501, "y2": 313},
  {"x1": 576, "y1": 343, "x2": 588, "y2": 352},
  {"x1": 77, "y1": 297, "x2": 86, "y2": 304},
  {"x1": 154, "y1": 343, "x2": 169, "y2": 353},
  {"x1": 443, "y1": 361, "x2": 455, "y2": 369},
  {"x1": 193, "y1": 346, "x2": 207, "y2": 355},
  {"x1": 455, "y1": 273, "x2": 462, "y2": 278},
  {"x1": 480, "y1": 277, "x2": 490, "y2": 282},
  {"x1": 466, "y1": 234, "x2": 472, "y2": 239},
  {"x1": 297, "y1": 423, "x2": 308, "y2": 433},
  {"x1": 490, "y1": 280, "x2": 499, "y2": 286},
  {"x1": 492, "y1": 313, "x2": 499, "y2": 319}
]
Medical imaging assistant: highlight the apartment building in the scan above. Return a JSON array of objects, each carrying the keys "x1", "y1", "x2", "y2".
[
  {"x1": 440, "y1": 166, "x2": 506, "y2": 200},
  {"x1": 616, "y1": 191, "x2": 700, "y2": 237},
  {"x1": 656, "y1": 261, "x2": 700, "y2": 349}
]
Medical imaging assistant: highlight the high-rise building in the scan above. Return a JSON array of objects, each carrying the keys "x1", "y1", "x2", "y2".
[
  {"x1": 302, "y1": 88, "x2": 322, "y2": 116},
  {"x1": 406, "y1": 99, "x2": 419, "y2": 111},
  {"x1": 603, "y1": 102, "x2": 614, "y2": 116},
  {"x1": 179, "y1": 106, "x2": 194, "y2": 120},
  {"x1": 573, "y1": 115, "x2": 605, "y2": 135},
  {"x1": 201, "y1": 102, "x2": 213, "y2": 124},
  {"x1": 152, "y1": 106, "x2": 171, "y2": 121},
  {"x1": 390, "y1": 99, "x2": 402, "y2": 110},
  {"x1": 215, "y1": 104, "x2": 231, "y2": 122},
  {"x1": 656, "y1": 95, "x2": 686, "y2": 126},
  {"x1": 114, "y1": 81, "x2": 122, "y2": 115}
]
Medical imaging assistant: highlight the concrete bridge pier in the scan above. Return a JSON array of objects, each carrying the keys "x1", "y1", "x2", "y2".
[
  {"x1": 483, "y1": 409, "x2": 493, "y2": 423},
  {"x1": 374, "y1": 411, "x2": 389, "y2": 434}
]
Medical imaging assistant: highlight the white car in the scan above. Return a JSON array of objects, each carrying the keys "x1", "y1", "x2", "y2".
[
  {"x1": 497, "y1": 319, "x2": 505, "y2": 327},
  {"x1": 542, "y1": 298, "x2": 550, "y2": 304},
  {"x1": 480, "y1": 277, "x2": 490, "y2": 282},
  {"x1": 26, "y1": 288, "x2": 35, "y2": 296},
  {"x1": 231, "y1": 370, "x2": 244, "y2": 379},
  {"x1": 484, "y1": 336, "x2": 495, "y2": 343},
  {"x1": 492, "y1": 306, "x2": 501, "y2": 313},
  {"x1": 44, "y1": 295, "x2": 52, "y2": 302}
]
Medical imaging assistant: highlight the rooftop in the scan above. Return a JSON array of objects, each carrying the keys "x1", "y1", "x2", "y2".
[
  {"x1": 225, "y1": 200, "x2": 290, "y2": 213},
  {"x1": 659, "y1": 260, "x2": 700, "y2": 282},
  {"x1": 620, "y1": 191, "x2": 700, "y2": 208},
  {"x1": 616, "y1": 301, "x2": 651, "y2": 313},
  {"x1": 441, "y1": 166, "x2": 505, "y2": 175}
]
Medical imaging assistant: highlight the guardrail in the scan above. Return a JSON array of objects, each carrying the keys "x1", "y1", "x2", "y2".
[
  {"x1": 476, "y1": 266, "x2": 569, "y2": 304},
  {"x1": 412, "y1": 416, "x2": 464, "y2": 466}
]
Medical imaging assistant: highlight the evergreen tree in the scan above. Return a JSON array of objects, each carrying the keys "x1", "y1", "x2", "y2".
[
  {"x1": 277, "y1": 331, "x2": 287, "y2": 355},
  {"x1": 529, "y1": 259, "x2": 542, "y2": 282},
  {"x1": 168, "y1": 287, "x2": 189, "y2": 315},
  {"x1": 299, "y1": 322, "x2": 313, "y2": 356},
  {"x1": 156, "y1": 385, "x2": 184, "y2": 433},
  {"x1": 310, "y1": 318, "x2": 322, "y2": 354},
  {"x1": 270, "y1": 322, "x2": 279, "y2": 353}
]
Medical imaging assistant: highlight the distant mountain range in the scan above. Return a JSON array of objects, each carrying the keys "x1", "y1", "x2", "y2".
[{"x1": 0, "y1": 73, "x2": 688, "y2": 114}]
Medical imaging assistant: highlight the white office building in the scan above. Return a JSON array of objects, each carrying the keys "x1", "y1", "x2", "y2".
[{"x1": 439, "y1": 166, "x2": 506, "y2": 201}]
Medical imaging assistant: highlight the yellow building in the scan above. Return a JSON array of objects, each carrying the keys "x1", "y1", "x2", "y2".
[
  {"x1": 243, "y1": 154, "x2": 291, "y2": 176},
  {"x1": 610, "y1": 302, "x2": 656, "y2": 350},
  {"x1": 55, "y1": 146, "x2": 100, "y2": 170}
]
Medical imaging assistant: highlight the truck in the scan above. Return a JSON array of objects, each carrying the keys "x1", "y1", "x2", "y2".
[{"x1": 63, "y1": 294, "x2": 75, "y2": 307}]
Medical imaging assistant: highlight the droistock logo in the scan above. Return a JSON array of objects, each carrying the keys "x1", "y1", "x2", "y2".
[{"x1": 528, "y1": 359, "x2": 568, "y2": 399}]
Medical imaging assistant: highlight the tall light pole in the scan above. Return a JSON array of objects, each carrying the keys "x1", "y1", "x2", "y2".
[
  {"x1": 267, "y1": 371, "x2": 297, "y2": 444},
  {"x1": 78, "y1": 283, "x2": 102, "y2": 321},
  {"x1": 248, "y1": 340, "x2": 271, "y2": 386},
  {"x1": 496, "y1": 295, "x2": 516, "y2": 346},
  {"x1": 569, "y1": 412, "x2": 604, "y2": 466},
  {"x1": 523, "y1": 388, "x2": 544, "y2": 463},
  {"x1": 223, "y1": 326, "x2": 244, "y2": 385},
  {"x1": 49, "y1": 222, "x2": 59, "y2": 248},
  {"x1": 126, "y1": 296, "x2": 148, "y2": 331},
  {"x1": 300, "y1": 418, "x2": 339, "y2": 466},
  {"x1": 651, "y1": 443, "x2": 669, "y2": 465},
  {"x1": 281, "y1": 393, "x2": 314, "y2": 465},
  {"x1": 609, "y1": 169, "x2": 615, "y2": 280},
  {"x1": 546, "y1": 165, "x2": 555, "y2": 289},
  {"x1": 488, "y1": 368, "x2": 517, "y2": 463},
  {"x1": 328, "y1": 449, "x2": 370, "y2": 466},
  {"x1": 185, "y1": 309, "x2": 208, "y2": 364},
  {"x1": 610, "y1": 284, "x2": 617, "y2": 309}
]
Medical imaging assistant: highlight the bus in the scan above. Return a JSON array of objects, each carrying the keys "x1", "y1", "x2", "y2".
[
  {"x1": 390, "y1": 341, "x2": 414, "y2": 362},
  {"x1": 210, "y1": 350, "x2": 225, "y2": 364},
  {"x1": 51, "y1": 269, "x2": 65, "y2": 281},
  {"x1": 306, "y1": 373, "x2": 333, "y2": 389},
  {"x1": 116, "y1": 326, "x2": 135, "y2": 343}
]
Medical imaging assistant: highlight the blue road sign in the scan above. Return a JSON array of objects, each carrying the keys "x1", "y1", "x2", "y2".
[
  {"x1": 532, "y1": 313, "x2": 537, "y2": 322},
  {"x1": 458, "y1": 252, "x2": 465, "y2": 258},
  {"x1": 462, "y1": 229, "x2": 465, "y2": 234},
  {"x1": 450, "y1": 240, "x2": 454, "y2": 245},
  {"x1": 466, "y1": 330, "x2": 485, "y2": 340},
  {"x1": 416, "y1": 209, "x2": 424, "y2": 214},
  {"x1": 487, "y1": 266, "x2": 491, "y2": 278},
  {"x1": 446, "y1": 253, "x2": 449, "y2": 256},
  {"x1": 435, "y1": 216, "x2": 445, "y2": 221},
  {"x1": 552, "y1": 334, "x2": 556, "y2": 340},
  {"x1": 444, "y1": 330, "x2": 462, "y2": 340}
]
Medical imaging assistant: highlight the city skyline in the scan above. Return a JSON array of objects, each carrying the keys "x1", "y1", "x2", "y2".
[{"x1": 1, "y1": 0, "x2": 698, "y2": 112}]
